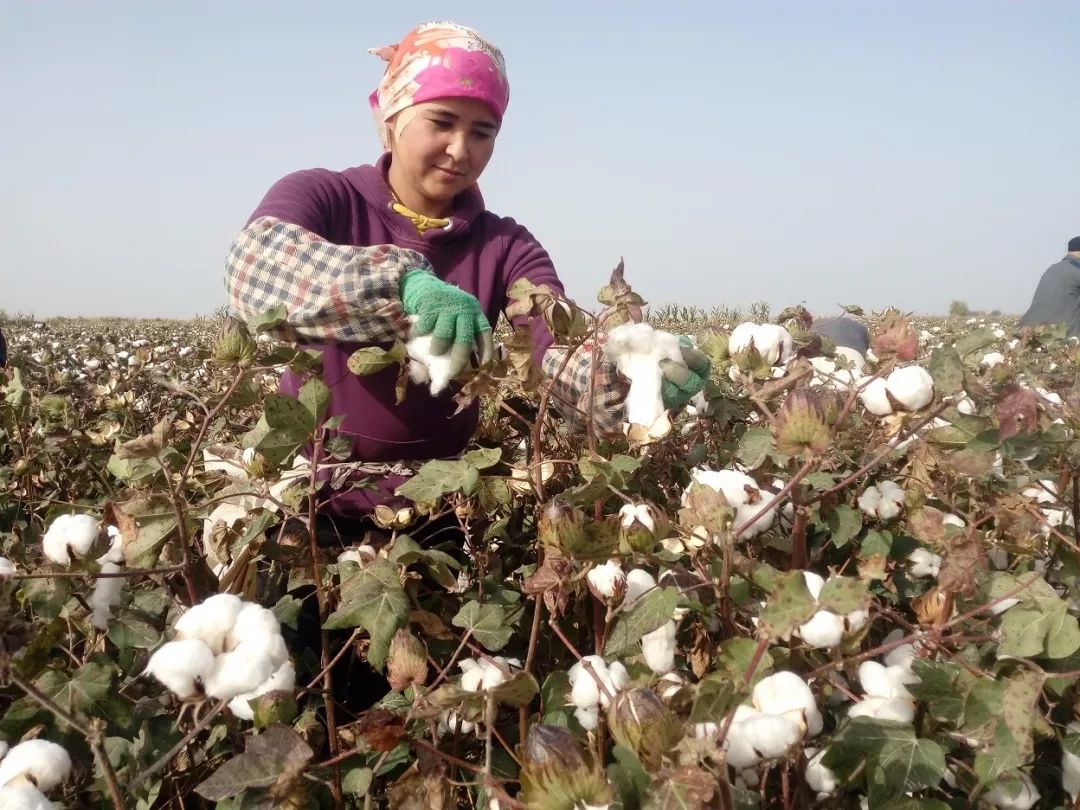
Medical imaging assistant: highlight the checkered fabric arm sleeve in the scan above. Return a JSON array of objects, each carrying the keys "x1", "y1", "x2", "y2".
[
  {"x1": 540, "y1": 342, "x2": 627, "y2": 436},
  {"x1": 225, "y1": 216, "x2": 427, "y2": 343}
]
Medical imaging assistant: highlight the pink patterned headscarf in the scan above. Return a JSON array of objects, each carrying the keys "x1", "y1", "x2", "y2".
[{"x1": 368, "y1": 21, "x2": 510, "y2": 150}]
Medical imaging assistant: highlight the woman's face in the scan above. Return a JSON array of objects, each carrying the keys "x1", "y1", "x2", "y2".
[{"x1": 388, "y1": 98, "x2": 499, "y2": 211}]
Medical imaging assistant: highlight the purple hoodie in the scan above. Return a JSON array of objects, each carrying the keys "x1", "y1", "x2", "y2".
[{"x1": 246, "y1": 153, "x2": 562, "y2": 517}]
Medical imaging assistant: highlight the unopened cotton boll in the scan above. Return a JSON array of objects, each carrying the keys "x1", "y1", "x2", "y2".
[
  {"x1": 641, "y1": 620, "x2": 677, "y2": 674},
  {"x1": 174, "y1": 593, "x2": 244, "y2": 654},
  {"x1": 858, "y1": 480, "x2": 905, "y2": 520},
  {"x1": 982, "y1": 772, "x2": 1040, "y2": 809},
  {"x1": 885, "y1": 366, "x2": 934, "y2": 411},
  {"x1": 0, "y1": 739, "x2": 71, "y2": 790},
  {"x1": 145, "y1": 639, "x2": 217, "y2": 699},
  {"x1": 858, "y1": 376, "x2": 893, "y2": 416},
  {"x1": 0, "y1": 784, "x2": 56, "y2": 809},
  {"x1": 587, "y1": 561, "x2": 626, "y2": 600},
  {"x1": 205, "y1": 643, "x2": 276, "y2": 700},
  {"x1": 751, "y1": 671, "x2": 822, "y2": 736},
  {"x1": 41, "y1": 513, "x2": 99, "y2": 565},
  {"x1": 604, "y1": 323, "x2": 684, "y2": 427},
  {"x1": 907, "y1": 548, "x2": 942, "y2": 578}
]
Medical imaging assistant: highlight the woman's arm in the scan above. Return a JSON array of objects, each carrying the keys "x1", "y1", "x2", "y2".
[{"x1": 224, "y1": 171, "x2": 427, "y2": 344}]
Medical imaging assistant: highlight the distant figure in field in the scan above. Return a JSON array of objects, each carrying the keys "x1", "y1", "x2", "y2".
[
  {"x1": 811, "y1": 315, "x2": 870, "y2": 355},
  {"x1": 1020, "y1": 236, "x2": 1080, "y2": 337},
  {"x1": 0, "y1": 325, "x2": 6, "y2": 367}
]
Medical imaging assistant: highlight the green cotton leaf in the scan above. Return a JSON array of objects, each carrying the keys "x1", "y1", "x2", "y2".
[
  {"x1": 822, "y1": 717, "x2": 918, "y2": 782},
  {"x1": 117, "y1": 495, "x2": 180, "y2": 570},
  {"x1": 489, "y1": 671, "x2": 539, "y2": 707},
  {"x1": 713, "y1": 637, "x2": 774, "y2": 686},
  {"x1": 737, "y1": 426, "x2": 773, "y2": 470},
  {"x1": 395, "y1": 459, "x2": 479, "y2": 505},
  {"x1": 869, "y1": 736, "x2": 947, "y2": 802},
  {"x1": 452, "y1": 601, "x2": 512, "y2": 651},
  {"x1": 461, "y1": 446, "x2": 502, "y2": 469},
  {"x1": 953, "y1": 327, "x2": 998, "y2": 358},
  {"x1": 757, "y1": 570, "x2": 817, "y2": 641},
  {"x1": 928, "y1": 346, "x2": 965, "y2": 395},
  {"x1": 342, "y1": 767, "x2": 373, "y2": 796},
  {"x1": 263, "y1": 393, "x2": 315, "y2": 433},
  {"x1": 609, "y1": 744, "x2": 651, "y2": 810},
  {"x1": 908, "y1": 661, "x2": 966, "y2": 725},
  {"x1": 323, "y1": 560, "x2": 409, "y2": 670},
  {"x1": 999, "y1": 604, "x2": 1080, "y2": 659},
  {"x1": 686, "y1": 675, "x2": 739, "y2": 725},
  {"x1": 248, "y1": 303, "x2": 288, "y2": 334},
  {"x1": 827, "y1": 504, "x2": 862, "y2": 548},
  {"x1": 346, "y1": 343, "x2": 405, "y2": 376},
  {"x1": 35, "y1": 659, "x2": 115, "y2": 722},
  {"x1": 861, "y1": 529, "x2": 893, "y2": 559},
  {"x1": 298, "y1": 377, "x2": 330, "y2": 426},
  {"x1": 604, "y1": 587, "x2": 680, "y2": 657},
  {"x1": 107, "y1": 612, "x2": 162, "y2": 651},
  {"x1": 817, "y1": 576, "x2": 870, "y2": 615},
  {"x1": 271, "y1": 595, "x2": 304, "y2": 631},
  {"x1": 195, "y1": 725, "x2": 313, "y2": 801}
]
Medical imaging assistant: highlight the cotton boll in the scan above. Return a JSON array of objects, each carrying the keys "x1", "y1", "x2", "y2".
[
  {"x1": 0, "y1": 740, "x2": 71, "y2": 790},
  {"x1": 145, "y1": 639, "x2": 216, "y2": 699},
  {"x1": 982, "y1": 772, "x2": 1040, "y2": 809},
  {"x1": 228, "y1": 661, "x2": 297, "y2": 720},
  {"x1": 605, "y1": 323, "x2": 684, "y2": 426},
  {"x1": 587, "y1": 561, "x2": 626, "y2": 600},
  {"x1": 225, "y1": 603, "x2": 281, "y2": 651},
  {"x1": 337, "y1": 545, "x2": 377, "y2": 566},
  {"x1": 798, "y1": 610, "x2": 846, "y2": 649},
  {"x1": 834, "y1": 346, "x2": 867, "y2": 372},
  {"x1": 89, "y1": 563, "x2": 124, "y2": 630},
  {"x1": 732, "y1": 713, "x2": 803, "y2": 761},
  {"x1": 752, "y1": 672, "x2": 822, "y2": 736},
  {"x1": 942, "y1": 513, "x2": 966, "y2": 530},
  {"x1": 624, "y1": 569, "x2": 657, "y2": 607},
  {"x1": 0, "y1": 784, "x2": 56, "y2": 809},
  {"x1": 858, "y1": 661, "x2": 916, "y2": 700},
  {"x1": 568, "y1": 656, "x2": 627, "y2": 713},
  {"x1": 956, "y1": 395, "x2": 977, "y2": 415},
  {"x1": 406, "y1": 333, "x2": 455, "y2": 396},
  {"x1": 858, "y1": 377, "x2": 893, "y2": 416},
  {"x1": 174, "y1": 593, "x2": 244, "y2": 654},
  {"x1": 574, "y1": 705, "x2": 600, "y2": 731},
  {"x1": 848, "y1": 696, "x2": 916, "y2": 723},
  {"x1": 459, "y1": 660, "x2": 486, "y2": 693},
  {"x1": 641, "y1": 620, "x2": 677, "y2": 674},
  {"x1": 858, "y1": 480, "x2": 905, "y2": 520},
  {"x1": 980, "y1": 352, "x2": 1005, "y2": 368},
  {"x1": 205, "y1": 643, "x2": 276, "y2": 700},
  {"x1": 439, "y1": 710, "x2": 476, "y2": 735},
  {"x1": 885, "y1": 366, "x2": 934, "y2": 411},
  {"x1": 801, "y1": 571, "x2": 826, "y2": 600},
  {"x1": 729, "y1": 323, "x2": 793, "y2": 366},
  {"x1": 41, "y1": 513, "x2": 100, "y2": 565},
  {"x1": 0, "y1": 558, "x2": 15, "y2": 580},
  {"x1": 805, "y1": 748, "x2": 838, "y2": 797},
  {"x1": 689, "y1": 468, "x2": 776, "y2": 539},
  {"x1": 907, "y1": 548, "x2": 942, "y2": 578}
]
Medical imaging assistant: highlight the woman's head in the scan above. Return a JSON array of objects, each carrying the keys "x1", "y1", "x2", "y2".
[{"x1": 369, "y1": 22, "x2": 509, "y2": 211}]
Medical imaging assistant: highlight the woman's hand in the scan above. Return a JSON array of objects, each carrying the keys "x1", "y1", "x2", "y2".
[
  {"x1": 659, "y1": 340, "x2": 711, "y2": 410},
  {"x1": 400, "y1": 270, "x2": 495, "y2": 379}
]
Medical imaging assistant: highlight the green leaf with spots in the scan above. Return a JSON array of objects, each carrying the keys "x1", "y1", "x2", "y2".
[
  {"x1": 817, "y1": 576, "x2": 870, "y2": 615},
  {"x1": 323, "y1": 560, "x2": 409, "y2": 670},
  {"x1": 757, "y1": 570, "x2": 816, "y2": 641},
  {"x1": 452, "y1": 601, "x2": 512, "y2": 652},
  {"x1": 827, "y1": 504, "x2": 862, "y2": 548},
  {"x1": 737, "y1": 426, "x2": 773, "y2": 470},
  {"x1": 605, "y1": 587, "x2": 680, "y2": 657},
  {"x1": 928, "y1": 346, "x2": 965, "y2": 395}
]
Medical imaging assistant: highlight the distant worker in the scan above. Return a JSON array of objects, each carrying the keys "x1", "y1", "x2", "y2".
[
  {"x1": 0, "y1": 325, "x2": 6, "y2": 367},
  {"x1": 1019, "y1": 236, "x2": 1080, "y2": 337},
  {"x1": 811, "y1": 315, "x2": 870, "y2": 355}
]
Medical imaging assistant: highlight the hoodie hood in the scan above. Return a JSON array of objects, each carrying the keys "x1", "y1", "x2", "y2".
[{"x1": 342, "y1": 152, "x2": 488, "y2": 247}]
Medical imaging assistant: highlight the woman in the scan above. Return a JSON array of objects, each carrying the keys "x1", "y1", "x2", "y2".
[{"x1": 225, "y1": 21, "x2": 707, "y2": 531}]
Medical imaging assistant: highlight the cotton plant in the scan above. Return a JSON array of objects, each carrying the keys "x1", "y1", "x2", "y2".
[
  {"x1": 686, "y1": 468, "x2": 777, "y2": 540},
  {"x1": 568, "y1": 655, "x2": 629, "y2": 731},
  {"x1": 858, "y1": 365, "x2": 935, "y2": 416},
  {"x1": 438, "y1": 656, "x2": 522, "y2": 735},
  {"x1": 0, "y1": 739, "x2": 72, "y2": 806},
  {"x1": 794, "y1": 571, "x2": 870, "y2": 649},
  {"x1": 858, "y1": 479, "x2": 905, "y2": 520},
  {"x1": 603, "y1": 322, "x2": 684, "y2": 427},
  {"x1": 144, "y1": 593, "x2": 295, "y2": 720}
]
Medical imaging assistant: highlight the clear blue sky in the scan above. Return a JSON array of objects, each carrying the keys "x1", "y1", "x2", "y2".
[{"x1": 4, "y1": 1, "x2": 1077, "y2": 319}]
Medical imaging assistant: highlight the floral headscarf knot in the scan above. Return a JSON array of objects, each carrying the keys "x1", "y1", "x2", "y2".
[{"x1": 368, "y1": 21, "x2": 510, "y2": 150}]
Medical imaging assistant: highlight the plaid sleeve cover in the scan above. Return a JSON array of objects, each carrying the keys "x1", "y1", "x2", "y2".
[
  {"x1": 225, "y1": 216, "x2": 428, "y2": 343},
  {"x1": 541, "y1": 341, "x2": 627, "y2": 436}
]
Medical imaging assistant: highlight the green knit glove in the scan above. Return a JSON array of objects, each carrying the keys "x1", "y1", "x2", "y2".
[
  {"x1": 401, "y1": 270, "x2": 495, "y2": 378},
  {"x1": 659, "y1": 338, "x2": 711, "y2": 411}
]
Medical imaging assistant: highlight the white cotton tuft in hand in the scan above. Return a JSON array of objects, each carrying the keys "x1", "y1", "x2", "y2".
[
  {"x1": 406, "y1": 333, "x2": 456, "y2": 396},
  {"x1": 858, "y1": 480, "x2": 905, "y2": 520},
  {"x1": 41, "y1": 513, "x2": 99, "y2": 565},
  {"x1": 0, "y1": 739, "x2": 72, "y2": 791},
  {"x1": 228, "y1": 661, "x2": 297, "y2": 720},
  {"x1": 89, "y1": 563, "x2": 124, "y2": 630},
  {"x1": 885, "y1": 366, "x2": 934, "y2": 411},
  {"x1": 641, "y1": 620, "x2": 677, "y2": 674},
  {"x1": 907, "y1": 548, "x2": 942, "y2": 578},
  {"x1": 604, "y1": 323, "x2": 684, "y2": 427},
  {"x1": 587, "y1": 561, "x2": 626, "y2": 600},
  {"x1": 173, "y1": 593, "x2": 244, "y2": 654},
  {"x1": 0, "y1": 784, "x2": 56, "y2": 809},
  {"x1": 205, "y1": 643, "x2": 276, "y2": 700},
  {"x1": 145, "y1": 639, "x2": 217, "y2": 699}
]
